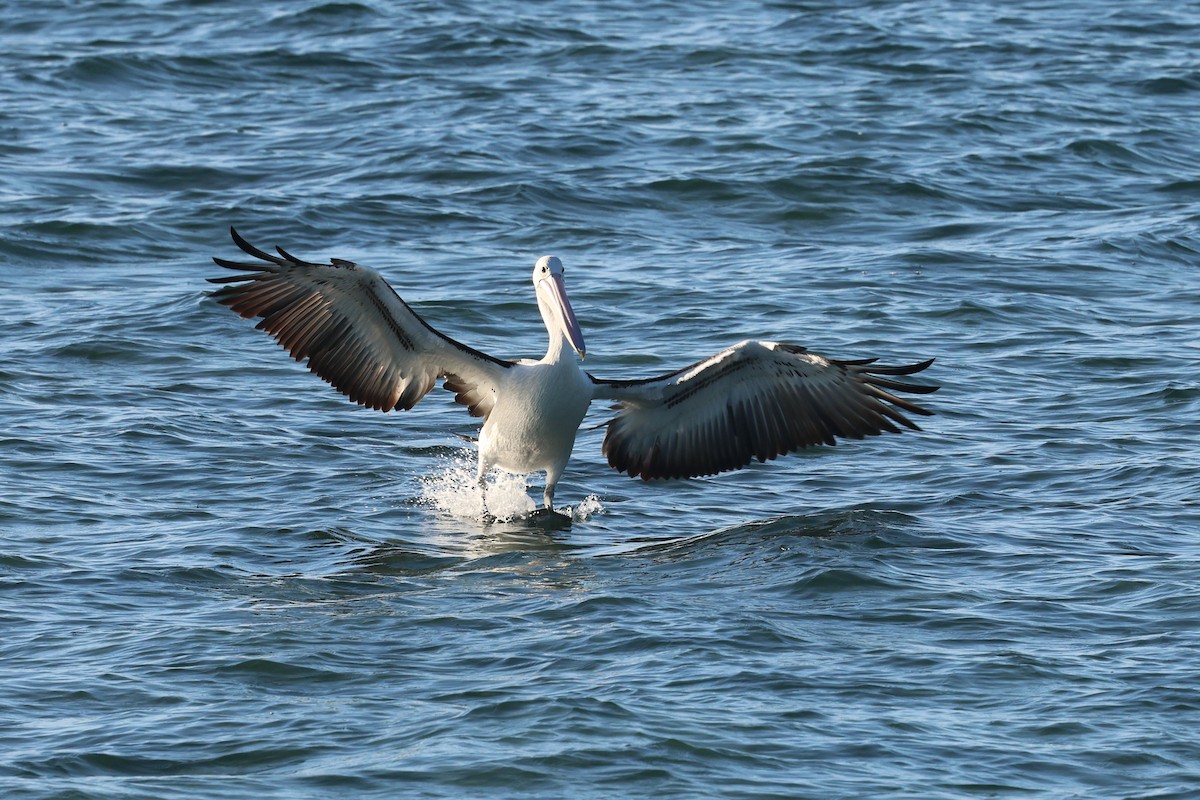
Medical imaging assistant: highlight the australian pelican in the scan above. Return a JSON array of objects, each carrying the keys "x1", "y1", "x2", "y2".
[{"x1": 209, "y1": 228, "x2": 937, "y2": 512}]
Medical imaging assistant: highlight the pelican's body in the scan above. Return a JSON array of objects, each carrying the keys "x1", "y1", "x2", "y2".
[
  {"x1": 209, "y1": 229, "x2": 938, "y2": 512},
  {"x1": 479, "y1": 340, "x2": 593, "y2": 507}
]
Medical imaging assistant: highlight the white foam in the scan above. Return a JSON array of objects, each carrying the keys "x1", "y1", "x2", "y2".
[
  {"x1": 419, "y1": 449, "x2": 605, "y2": 524},
  {"x1": 419, "y1": 450, "x2": 534, "y2": 522},
  {"x1": 566, "y1": 494, "x2": 605, "y2": 522}
]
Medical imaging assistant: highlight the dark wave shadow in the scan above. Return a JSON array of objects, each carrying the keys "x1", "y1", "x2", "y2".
[{"x1": 617, "y1": 506, "x2": 961, "y2": 558}]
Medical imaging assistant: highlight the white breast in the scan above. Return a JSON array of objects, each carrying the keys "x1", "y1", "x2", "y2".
[{"x1": 479, "y1": 360, "x2": 592, "y2": 475}]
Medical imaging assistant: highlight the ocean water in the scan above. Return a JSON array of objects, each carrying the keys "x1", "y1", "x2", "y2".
[{"x1": 2, "y1": 1, "x2": 1200, "y2": 797}]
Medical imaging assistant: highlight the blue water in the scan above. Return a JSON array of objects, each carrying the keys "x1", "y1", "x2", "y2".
[{"x1": 3, "y1": 1, "x2": 1200, "y2": 797}]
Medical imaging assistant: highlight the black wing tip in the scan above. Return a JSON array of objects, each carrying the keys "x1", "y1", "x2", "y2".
[
  {"x1": 228, "y1": 225, "x2": 252, "y2": 251},
  {"x1": 228, "y1": 225, "x2": 249, "y2": 251},
  {"x1": 206, "y1": 274, "x2": 249, "y2": 285},
  {"x1": 210, "y1": 255, "x2": 264, "y2": 271},
  {"x1": 228, "y1": 226, "x2": 285, "y2": 264},
  {"x1": 211, "y1": 226, "x2": 319, "y2": 287},
  {"x1": 904, "y1": 356, "x2": 936, "y2": 374},
  {"x1": 852, "y1": 356, "x2": 939, "y2": 400},
  {"x1": 842, "y1": 356, "x2": 935, "y2": 376},
  {"x1": 893, "y1": 356, "x2": 935, "y2": 376},
  {"x1": 210, "y1": 231, "x2": 276, "y2": 285}
]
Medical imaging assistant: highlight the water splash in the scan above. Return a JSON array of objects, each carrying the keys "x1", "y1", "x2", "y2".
[
  {"x1": 566, "y1": 494, "x2": 605, "y2": 523},
  {"x1": 418, "y1": 449, "x2": 605, "y2": 523},
  {"x1": 419, "y1": 450, "x2": 535, "y2": 522}
]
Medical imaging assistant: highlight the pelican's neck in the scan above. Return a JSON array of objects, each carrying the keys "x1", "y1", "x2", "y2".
[
  {"x1": 538, "y1": 299, "x2": 571, "y2": 364},
  {"x1": 541, "y1": 320, "x2": 570, "y2": 364}
]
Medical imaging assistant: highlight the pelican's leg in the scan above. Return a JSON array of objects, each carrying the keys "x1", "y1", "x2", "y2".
[
  {"x1": 476, "y1": 467, "x2": 489, "y2": 517},
  {"x1": 543, "y1": 463, "x2": 565, "y2": 511},
  {"x1": 476, "y1": 451, "x2": 491, "y2": 519}
]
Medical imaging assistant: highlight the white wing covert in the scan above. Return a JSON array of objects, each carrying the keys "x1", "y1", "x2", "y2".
[
  {"x1": 591, "y1": 340, "x2": 937, "y2": 480},
  {"x1": 209, "y1": 228, "x2": 512, "y2": 417}
]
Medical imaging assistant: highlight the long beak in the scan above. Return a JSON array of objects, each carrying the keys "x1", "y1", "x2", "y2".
[{"x1": 542, "y1": 273, "x2": 586, "y2": 359}]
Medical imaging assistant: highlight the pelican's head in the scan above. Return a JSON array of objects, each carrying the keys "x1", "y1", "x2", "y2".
[{"x1": 533, "y1": 255, "x2": 586, "y2": 359}]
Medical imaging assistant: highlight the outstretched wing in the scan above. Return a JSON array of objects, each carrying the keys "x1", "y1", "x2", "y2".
[
  {"x1": 208, "y1": 227, "x2": 512, "y2": 417},
  {"x1": 590, "y1": 340, "x2": 937, "y2": 480}
]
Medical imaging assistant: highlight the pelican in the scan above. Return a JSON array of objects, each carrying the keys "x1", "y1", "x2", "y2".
[{"x1": 209, "y1": 228, "x2": 937, "y2": 513}]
